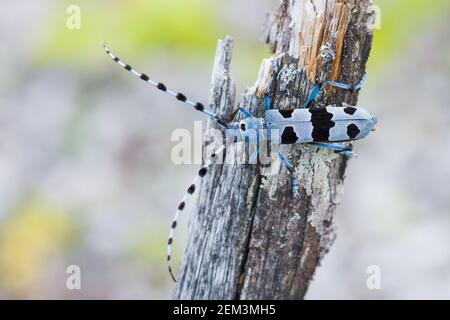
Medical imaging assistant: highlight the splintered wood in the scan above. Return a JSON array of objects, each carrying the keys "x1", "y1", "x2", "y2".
[
  {"x1": 174, "y1": 0, "x2": 374, "y2": 300},
  {"x1": 261, "y1": 0, "x2": 351, "y2": 82}
]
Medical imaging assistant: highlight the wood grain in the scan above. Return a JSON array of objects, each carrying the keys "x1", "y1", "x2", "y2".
[{"x1": 174, "y1": 0, "x2": 375, "y2": 300}]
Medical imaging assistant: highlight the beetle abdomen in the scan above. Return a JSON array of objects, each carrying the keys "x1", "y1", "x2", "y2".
[{"x1": 265, "y1": 106, "x2": 375, "y2": 144}]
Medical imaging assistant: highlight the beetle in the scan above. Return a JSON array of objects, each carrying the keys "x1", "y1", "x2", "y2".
[{"x1": 104, "y1": 44, "x2": 377, "y2": 281}]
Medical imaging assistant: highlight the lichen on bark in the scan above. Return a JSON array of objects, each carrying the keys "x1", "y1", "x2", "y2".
[{"x1": 174, "y1": 0, "x2": 375, "y2": 300}]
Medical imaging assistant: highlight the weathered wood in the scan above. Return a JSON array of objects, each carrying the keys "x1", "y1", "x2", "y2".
[{"x1": 174, "y1": 0, "x2": 375, "y2": 300}]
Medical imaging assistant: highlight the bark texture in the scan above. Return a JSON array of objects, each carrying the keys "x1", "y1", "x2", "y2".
[{"x1": 174, "y1": 0, "x2": 375, "y2": 300}]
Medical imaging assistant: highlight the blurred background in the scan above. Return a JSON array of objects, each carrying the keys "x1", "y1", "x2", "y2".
[{"x1": 0, "y1": 0, "x2": 449, "y2": 299}]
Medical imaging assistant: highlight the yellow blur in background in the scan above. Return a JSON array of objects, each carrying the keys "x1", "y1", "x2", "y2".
[{"x1": 0, "y1": 199, "x2": 76, "y2": 297}]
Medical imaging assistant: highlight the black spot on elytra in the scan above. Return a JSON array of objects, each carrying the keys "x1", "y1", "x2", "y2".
[
  {"x1": 279, "y1": 110, "x2": 294, "y2": 118},
  {"x1": 125, "y1": 64, "x2": 132, "y2": 71},
  {"x1": 195, "y1": 103, "x2": 205, "y2": 111},
  {"x1": 347, "y1": 124, "x2": 360, "y2": 139},
  {"x1": 157, "y1": 82, "x2": 167, "y2": 91},
  {"x1": 171, "y1": 221, "x2": 177, "y2": 229},
  {"x1": 178, "y1": 202, "x2": 185, "y2": 210},
  {"x1": 240, "y1": 123, "x2": 246, "y2": 131},
  {"x1": 344, "y1": 107, "x2": 357, "y2": 115},
  {"x1": 309, "y1": 108, "x2": 335, "y2": 142},
  {"x1": 187, "y1": 184, "x2": 196, "y2": 194},
  {"x1": 176, "y1": 93, "x2": 187, "y2": 102},
  {"x1": 168, "y1": 238, "x2": 173, "y2": 245},
  {"x1": 199, "y1": 168, "x2": 207, "y2": 177},
  {"x1": 113, "y1": 57, "x2": 120, "y2": 62},
  {"x1": 167, "y1": 255, "x2": 171, "y2": 261},
  {"x1": 281, "y1": 127, "x2": 299, "y2": 144},
  {"x1": 140, "y1": 73, "x2": 149, "y2": 81}
]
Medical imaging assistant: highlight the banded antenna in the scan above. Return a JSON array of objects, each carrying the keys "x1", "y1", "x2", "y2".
[
  {"x1": 167, "y1": 145, "x2": 226, "y2": 282},
  {"x1": 103, "y1": 44, "x2": 229, "y2": 127}
]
